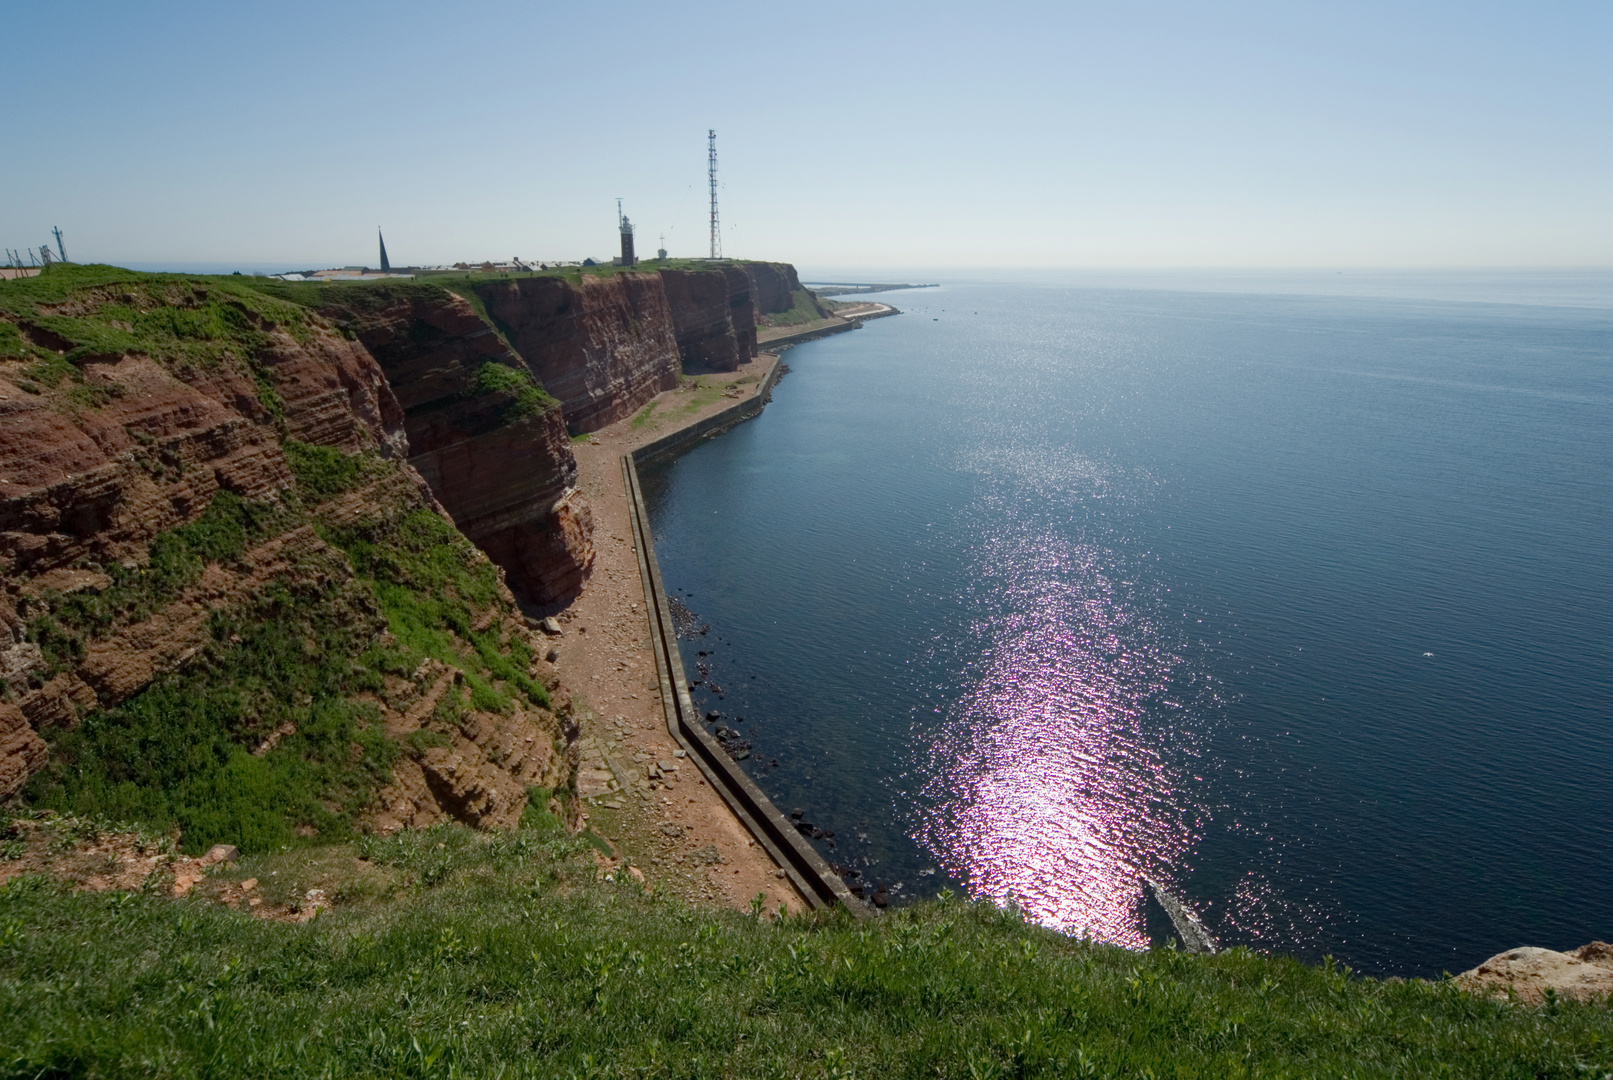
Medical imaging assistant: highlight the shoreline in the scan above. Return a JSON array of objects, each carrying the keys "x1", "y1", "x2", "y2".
[{"x1": 551, "y1": 352, "x2": 809, "y2": 913}]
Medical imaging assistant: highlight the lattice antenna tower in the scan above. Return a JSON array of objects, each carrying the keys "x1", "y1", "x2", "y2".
[{"x1": 707, "y1": 129, "x2": 721, "y2": 260}]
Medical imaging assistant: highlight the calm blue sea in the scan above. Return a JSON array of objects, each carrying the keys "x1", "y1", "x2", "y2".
[{"x1": 640, "y1": 273, "x2": 1613, "y2": 977}]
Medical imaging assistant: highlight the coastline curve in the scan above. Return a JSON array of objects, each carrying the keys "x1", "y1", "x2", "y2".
[{"x1": 620, "y1": 359, "x2": 868, "y2": 916}]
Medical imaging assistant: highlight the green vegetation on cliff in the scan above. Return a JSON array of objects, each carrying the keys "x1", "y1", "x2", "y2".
[
  {"x1": 758, "y1": 287, "x2": 832, "y2": 329},
  {"x1": 6, "y1": 266, "x2": 559, "y2": 855},
  {"x1": 1, "y1": 818, "x2": 1608, "y2": 1079},
  {"x1": 0, "y1": 264, "x2": 334, "y2": 426},
  {"x1": 22, "y1": 449, "x2": 550, "y2": 855},
  {"x1": 256, "y1": 277, "x2": 560, "y2": 412}
]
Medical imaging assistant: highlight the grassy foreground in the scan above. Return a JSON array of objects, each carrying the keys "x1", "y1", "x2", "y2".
[{"x1": 2, "y1": 819, "x2": 1608, "y2": 1079}]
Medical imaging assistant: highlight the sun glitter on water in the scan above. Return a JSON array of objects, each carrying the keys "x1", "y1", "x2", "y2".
[{"x1": 916, "y1": 498, "x2": 1197, "y2": 948}]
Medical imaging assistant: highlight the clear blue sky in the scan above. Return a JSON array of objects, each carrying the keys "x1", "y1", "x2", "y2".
[{"x1": 6, "y1": 0, "x2": 1609, "y2": 269}]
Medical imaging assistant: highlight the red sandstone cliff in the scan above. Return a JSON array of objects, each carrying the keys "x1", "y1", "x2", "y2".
[
  {"x1": 724, "y1": 266, "x2": 761, "y2": 361},
  {"x1": 476, "y1": 274, "x2": 681, "y2": 433},
  {"x1": 0, "y1": 271, "x2": 575, "y2": 824},
  {"x1": 1, "y1": 259, "x2": 820, "y2": 800},
  {"x1": 302, "y1": 285, "x2": 594, "y2": 609},
  {"x1": 744, "y1": 261, "x2": 826, "y2": 320},
  {"x1": 658, "y1": 268, "x2": 755, "y2": 374},
  {"x1": 0, "y1": 282, "x2": 405, "y2": 796}
]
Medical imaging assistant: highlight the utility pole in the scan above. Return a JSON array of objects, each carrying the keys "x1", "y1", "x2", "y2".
[
  {"x1": 52, "y1": 227, "x2": 66, "y2": 263},
  {"x1": 708, "y1": 129, "x2": 721, "y2": 260}
]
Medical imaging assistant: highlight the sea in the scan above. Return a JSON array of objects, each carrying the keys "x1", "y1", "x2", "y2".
[{"x1": 638, "y1": 270, "x2": 1613, "y2": 977}]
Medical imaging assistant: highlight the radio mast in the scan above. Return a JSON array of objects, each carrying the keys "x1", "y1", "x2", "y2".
[{"x1": 707, "y1": 129, "x2": 721, "y2": 260}]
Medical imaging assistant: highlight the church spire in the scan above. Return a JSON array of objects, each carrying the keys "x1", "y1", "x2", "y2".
[{"x1": 378, "y1": 228, "x2": 390, "y2": 273}]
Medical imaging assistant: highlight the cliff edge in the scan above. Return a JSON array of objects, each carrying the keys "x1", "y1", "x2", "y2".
[
  {"x1": 271, "y1": 282, "x2": 595, "y2": 610},
  {"x1": 0, "y1": 266, "x2": 575, "y2": 846}
]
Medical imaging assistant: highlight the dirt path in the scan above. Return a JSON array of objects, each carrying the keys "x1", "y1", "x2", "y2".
[{"x1": 552, "y1": 354, "x2": 806, "y2": 914}]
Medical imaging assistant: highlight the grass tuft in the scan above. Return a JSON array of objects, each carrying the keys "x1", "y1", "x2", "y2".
[{"x1": 0, "y1": 821, "x2": 1607, "y2": 1078}]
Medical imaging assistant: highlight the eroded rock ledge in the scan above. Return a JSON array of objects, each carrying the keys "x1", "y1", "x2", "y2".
[{"x1": 1457, "y1": 942, "x2": 1613, "y2": 1003}]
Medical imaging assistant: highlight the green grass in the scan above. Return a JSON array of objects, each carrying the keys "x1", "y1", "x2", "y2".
[
  {"x1": 0, "y1": 263, "x2": 323, "y2": 426},
  {"x1": 317, "y1": 503, "x2": 550, "y2": 715},
  {"x1": 758, "y1": 288, "x2": 831, "y2": 329},
  {"x1": 474, "y1": 360, "x2": 558, "y2": 420},
  {"x1": 630, "y1": 401, "x2": 660, "y2": 429},
  {"x1": 23, "y1": 446, "x2": 550, "y2": 856},
  {"x1": 23, "y1": 491, "x2": 297, "y2": 677},
  {"x1": 1, "y1": 822, "x2": 1608, "y2": 1079},
  {"x1": 23, "y1": 516, "x2": 399, "y2": 855},
  {"x1": 283, "y1": 440, "x2": 389, "y2": 503}
]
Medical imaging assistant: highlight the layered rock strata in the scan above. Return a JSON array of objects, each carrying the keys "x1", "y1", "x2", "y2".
[
  {"x1": 658, "y1": 268, "x2": 755, "y2": 374},
  {"x1": 303, "y1": 285, "x2": 594, "y2": 608},
  {"x1": 476, "y1": 273, "x2": 681, "y2": 433},
  {"x1": 0, "y1": 270, "x2": 575, "y2": 824},
  {"x1": 724, "y1": 266, "x2": 761, "y2": 361},
  {"x1": 744, "y1": 261, "x2": 822, "y2": 319},
  {"x1": 0, "y1": 259, "x2": 820, "y2": 810},
  {"x1": 371, "y1": 656, "x2": 575, "y2": 832}
]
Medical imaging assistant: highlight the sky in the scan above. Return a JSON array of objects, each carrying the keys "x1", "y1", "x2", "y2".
[{"x1": 5, "y1": 0, "x2": 1610, "y2": 270}]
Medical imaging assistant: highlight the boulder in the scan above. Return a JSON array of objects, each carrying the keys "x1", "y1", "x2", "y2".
[{"x1": 1457, "y1": 942, "x2": 1613, "y2": 1003}]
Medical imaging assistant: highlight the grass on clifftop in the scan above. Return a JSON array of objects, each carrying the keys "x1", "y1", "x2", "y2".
[
  {"x1": 1, "y1": 817, "x2": 1609, "y2": 1079},
  {"x1": 0, "y1": 263, "x2": 344, "y2": 427}
]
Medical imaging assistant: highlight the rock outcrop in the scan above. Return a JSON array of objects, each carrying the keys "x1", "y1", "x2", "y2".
[
  {"x1": 0, "y1": 258, "x2": 818, "y2": 813},
  {"x1": 658, "y1": 268, "x2": 755, "y2": 374},
  {"x1": 302, "y1": 284, "x2": 594, "y2": 609},
  {"x1": 0, "y1": 334, "x2": 391, "y2": 580},
  {"x1": 476, "y1": 273, "x2": 681, "y2": 433},
  {"x1": 369, "y1": 657, "x2": 574, "y2": 833},
  {"x1": 1457, "y1": 942, "x2": 1613, "y2": 1003},
  {"x1": 0, "y1": 283, "x2": 405, "y2": 775},
  {"x1": 0, "y1": 268, "x2": 575, "y2": 830},
  {"x1": 744, "y1": 261, "x2": 827, "y2": 320}
]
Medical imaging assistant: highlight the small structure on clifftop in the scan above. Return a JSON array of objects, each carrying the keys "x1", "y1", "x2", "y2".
[{"x1": 616, "y1": 199, "x2": 636, "y2": 267}]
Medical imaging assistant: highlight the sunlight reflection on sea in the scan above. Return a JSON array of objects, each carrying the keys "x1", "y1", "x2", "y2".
[{"x1": 915, "y1": 447, "x2": 1197, "y2": 946}]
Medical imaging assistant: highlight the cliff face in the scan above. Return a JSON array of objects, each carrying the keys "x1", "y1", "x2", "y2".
[
  {"x1": 476, "y1": 273, "x2": 681, "y2": 433},
  {"x1": 658, "y1": 268, "x2": 755, "y2": 374},
  {"x1": 0, "y1": 312, "x2": 397, "y2": 580},
  {"x1": 297, "y1": 284, "x2": 594, "y2": 609},
  {"x1": 1, "y1": 259, "x2": 821, "y2": 813},
  {"x1": 724, "y1": 266, "x2": 761, "y2": 360},
  {"x1": 0, "y1": 288, "x2": 404, "y2": 757},
  {"x1": 744, "y1": 261, "x2": 826, "y2": 319},
  {"x1": 0, "y1": 268, "x2": 573, "y2": 843}
]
